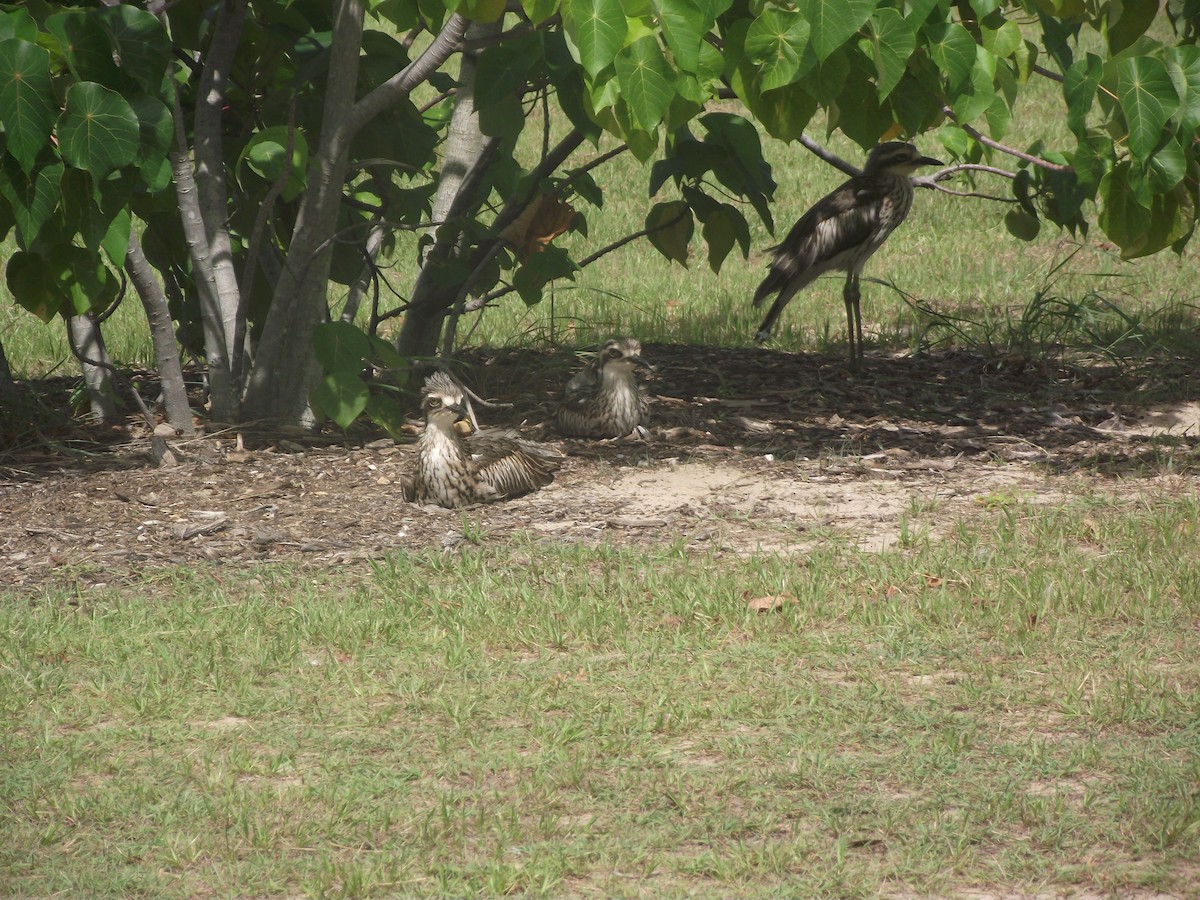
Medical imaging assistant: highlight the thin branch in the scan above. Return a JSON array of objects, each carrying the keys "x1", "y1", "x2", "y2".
[
  {"x1": 462, "y1": 207, "x2": 689, "y2": 312},
  {"x1": 1032, "y1": 63, "x2": 1064, "y2": 83},
  {"x1": 798, "y1": 133, "x2": 860, "y2": 177},
  {"x1": 941, "y1": 105, "x2": 1073, "y2": 172},
  {"x1": 461, "y1": 16, "x2": 560, "y2": 51}
]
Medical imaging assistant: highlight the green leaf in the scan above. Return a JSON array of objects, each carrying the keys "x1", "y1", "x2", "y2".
[
  {"x1": 1004, "y1": 207, "x2": 1040, "y2": 241},
  {"x1": 97, "y1": 4, "x2": 171, "y2": 93},
  {"x1": 645, "y1": 200, "x2": 693, "y2": 265},
  {"x1": 0, "y1": 8, "x2": 37, "y2": 42},
  {"x1": 0, "y1": 158, "x2": 62, "y2": 247},
  {"x1": 129, "y1": 95, "x2": 174, "y2": 191},
  {"x1": 952, "y1": 46, "x2": 998, "y2": 124},
  {"x1": 1062, "y1": 53, "x2": 1102, "y2": 139},
  {"x1": 1099, "y1": 161, "x2": 1151, "y2": 253},
  {"x1": 311, "y1": 371, "x2": 370, "y2": 430},
  {"x1": 866, "y1": 8, "x2": 914, "y2": 100},
  {"x1": 925, "y1": 21, "x2": 976, "y2": 88},
  {"x1": 1107, "y1": 0, "x2": 1158, "y2": 55},
  {"x1": 102, "y1": 208, "x2": 131, "y2": 268},
  {"x1": 58, "y1": 83, "x2": 140, "y2": 180},
  {"x1": 513, "y1": 246, "x2": 578, "y2": 305},
  {"x1": 1165, "y1": 46, "x2": 1200, "y2": 136},
  {"x1": 904, "y1": 0, "x2": 940, "y2": 28},
  {"x1": 1116, "y1": 56, "x2": 1179, "y2": 162},
  {"x1": 6, "y1": 250, "x2": 64, "y2": 321},
  {"x1": 240, "y1": 126, "x2": 311, "y2": 201},
  {"x1": 458, "y1": 0, "x2": 507, "y2": 21},
  {"x1": 61, "y1": 167, "x2": 131, "y2": 252},
  {"x1": 313, "y1": 321, "x2": 373, "y2": 373},
  {"x1": 566, "y1": 0, "x2": 627, "y2": 78},
  {"x1": 45, "y1": 10, "x2": 128, "y2": 88},
  {"x1": 614, "y1": 36, "x2": 674, "y2": 131},
  {"x1": 700, "y1": 202, "x2": 751, "y2": 273},
  {"x1": 0, "y1": 39, "x2": 55, "y2": 175},
  {"x1": 521, "y1": 0, "x2": 560, "y2": 25},
  {"x1": 364, "y1": 394, "x2": 409, "y2": 439},
  {"x1": 981, "y1": 19, "x2": 1021, "y2": 59},
  {"x1": 655, "y1": 0, "x2": 710, "y2": 74},
  {"x1": 800, "y1": 0, "x2": 876, "y2": 62},
  {"x1": 1147, "y1": 136, "x2": 1187, "y2": 194},
  {"x1": 745, "y1": 9, "x2": 810, "y2": 92}
]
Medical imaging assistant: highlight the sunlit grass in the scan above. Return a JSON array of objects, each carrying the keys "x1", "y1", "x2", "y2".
[{"x1": 3, "y1": 492, "x2": 1199, "y2": 896}]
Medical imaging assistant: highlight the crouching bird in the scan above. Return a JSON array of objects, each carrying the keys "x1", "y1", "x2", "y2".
[
  {"x1": 752, "y1": 141, "x2": 943, "y2": 368},
  {"x1": 556, "y1": 337, "x2": 649, "y2": 439},
  {"x1": 405, "y1": 372, "x2": 562, "y2": 508}
]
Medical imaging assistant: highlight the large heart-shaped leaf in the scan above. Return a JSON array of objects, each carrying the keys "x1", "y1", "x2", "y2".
[
  {"x1": 800, "y1": 0, "x2": 875, "y2": 62},
  {"x1": 313, "y1": 321, "x2": 373, "y2": 374},
  {"x1": 925, "y1": 21, "x2": 975, "y2": 88},
  {"x1": 58, "y1": 83, "x2": 140, "y2": 180},
  {"x1": 566, "y1": 0, "x2": 626, "y2": 78},
  {"x1": 646, "y1": 200, "x2": 693, "y2": 265},
  {"x1": 0, "y1": 158, "x2": 62, "y2": 247},
  {"x1": 0, "y1": 39, "x2": 55, "y2": 175},
  {"x1": 745, "y1": 9, "x2": 811, "y2": 92},
  {"x1": 1116, "y1": 56, "x2": 1179, "y2": 162},
  {"x1": 97, "y1": 4, "x2": 171, "y2": 92},
  {"x1": 615, "y1": 36, "x2": 674, "y2": 131},
  {"x1": 866, "y1": 8, "x2": 914, "y2": 99},
  {"x1": 655, "y1": 0, "x2": 711, "y2": 74},
  {"x1": 311, "y1": 371, "x2": 370, "y2": 430}
]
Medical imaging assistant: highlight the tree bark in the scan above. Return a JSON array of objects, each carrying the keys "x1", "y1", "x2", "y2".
[
  {"x1": 340, "y1": 222, "x2": 386, "y2": 325},
  {"x1": 125, "y1": 232, "x2": 197, "y2": 436},
  {"x1": 0, "y1": 336, "x2": 17, "y2": 410},
  {"x1": 240, "y1": 8, "x2": 469, "y2": 427},
  {"x1": 67, "y1": 314, "x2": 121, "y2": 424},
  {"x1": 394, "y1": 20, "x2": 501, "y2": 359},
  {"x1": 194, "y1": 0, "x2": 249, "y2": 380}
]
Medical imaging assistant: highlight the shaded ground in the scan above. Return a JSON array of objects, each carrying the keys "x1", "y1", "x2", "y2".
[{"x1": 3, "y1": 344, "x2": 1200, "y2": 590}]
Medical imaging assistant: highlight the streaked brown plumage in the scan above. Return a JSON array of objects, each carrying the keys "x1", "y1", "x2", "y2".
[
  {"x1": 405, "y1": 372, "x2": 562, "y2": 508},
  {"x1": 556, "y1": 338, "x2": 649, "y2": 438},
  {"x1": 753, "y1": 142, "x2": 943, "y2": 368}
]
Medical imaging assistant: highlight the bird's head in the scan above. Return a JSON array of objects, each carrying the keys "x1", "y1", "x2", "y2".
[
  {"x1": 420, "y1": 371, "x2": 469, "y2": 428},
  {"x1": 596, "y1": 337, "x2": 649, "y2": 374},
  {"x1": 864, "y1": 141, "x2": 943, "y2": 176}
]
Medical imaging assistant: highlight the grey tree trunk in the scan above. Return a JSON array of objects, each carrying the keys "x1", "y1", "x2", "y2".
[
  {"x1": 194, "y1": 0, "x2": 249, "y2": 382},
  {"x1": 67, "y1": 314, "x2": 121, "y2": 424},
  {"x1": 240, "y1": 7, "x2": 469, "y2": 428},
  {"x1": 125, "y1": 232, "x2": 196, "y2": 436},
  {"x1": 393, "y1": 20, "x2": 500, "y2": 360}
]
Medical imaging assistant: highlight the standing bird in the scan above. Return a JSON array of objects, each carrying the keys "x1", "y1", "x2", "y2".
[
  {"x1": 752, "y1": 141, "x2": 943, "y2": 368},
  {"x1": 406, "y1": 372, "x2": 562, "y2": 508},
  {"x1": 556, "y1": 337, "x2": 650, "y2": 438}
]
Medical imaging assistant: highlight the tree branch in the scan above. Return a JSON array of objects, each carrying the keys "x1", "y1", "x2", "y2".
[{"x1": 941, "y1": 105, "x2": 1073, "y2": 172}]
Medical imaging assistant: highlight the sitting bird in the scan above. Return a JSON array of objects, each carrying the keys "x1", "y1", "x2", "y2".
[
  {"x1": 752, "y1": 141, "x2": 943, "y2": 369},
  {"x1": 556, "y1": 337, "x2": 649, "y2": 438},
  {"x1": 406, "y1": 371, "x2": 562, "y2": 508}
]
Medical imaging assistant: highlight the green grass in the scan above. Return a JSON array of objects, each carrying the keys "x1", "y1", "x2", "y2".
[{"x1": 3, "y1": 493, "x2": 1199, "y2": 897}]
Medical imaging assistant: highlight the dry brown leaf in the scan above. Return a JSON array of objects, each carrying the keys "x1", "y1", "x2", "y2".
[
  {"x1": 746, "y1": 594, "x2": 791, "y2": 612},
  {"x1": 499, "y1": 194, "x2": 576, "y2": 261}
]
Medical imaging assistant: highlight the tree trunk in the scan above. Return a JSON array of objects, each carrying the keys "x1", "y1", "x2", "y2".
[
  {"x1": 0, "y1": 336, "x2": 17, "y2": 409},
  {"x1": 340, "y1": 222, "x2": 386, "y2": 325},
  {"x1": 67, "y1": 314, "x2": 121, "y2": 424},
  {"x1": 239, "y1": 0, "x2": 366, "y2": 430},
  {"x1": 194, "y1": 0, "x2": 249, "y2": 383},
  {"x1": 125, "y1": 232, "x2": 196, "y2": 436},
  {"x1": 240, "y1": 8, "x2": 469, "y2": 428},
  {"x1": 171, "y1": 94, "x2": 236, "y2": 423},
  {"x1": 394, "y1": 20, "x2": 500, "y2": 360}
]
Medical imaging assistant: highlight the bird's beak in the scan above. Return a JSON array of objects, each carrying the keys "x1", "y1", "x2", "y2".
[
  {"x1": 629, "y1": 355, "x2": 654, "y2": 372},
  {"x1": 919, "y1": 155, "x2": 944, "y2": 168},
  {"x1": 447, "y1": 402, "x2": 470, "y2": 420}
]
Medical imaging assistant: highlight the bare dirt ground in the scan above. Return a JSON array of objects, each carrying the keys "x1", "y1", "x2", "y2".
[{"x1": 3, "y1": 344, "x2": 1200, "y2": 591}]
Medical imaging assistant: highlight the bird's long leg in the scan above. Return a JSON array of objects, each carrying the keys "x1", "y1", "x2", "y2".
[{"x1": 843, "y1": 275, "x2": 862, "y2": 370}]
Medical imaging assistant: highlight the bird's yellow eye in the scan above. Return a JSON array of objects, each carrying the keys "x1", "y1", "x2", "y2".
[
  {"x1": 608, "y1": 348, "x2": 622, "y2": 358},
  {"x1": 428, "y1": 398, "x2": 441, "y2": 408}
]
